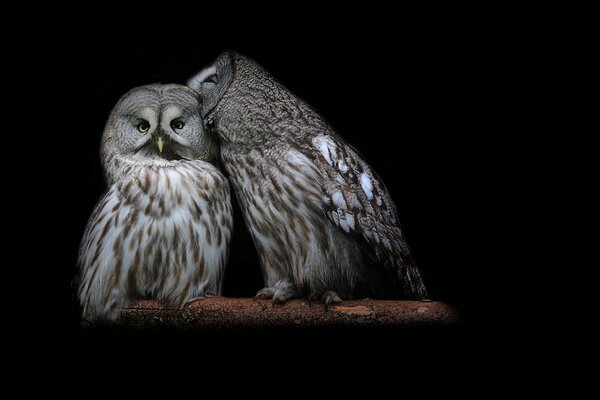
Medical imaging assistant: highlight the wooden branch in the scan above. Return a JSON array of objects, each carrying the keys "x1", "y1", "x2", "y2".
[{"x1": 111, "y1": 298, "x2": 458, "y2": 330}]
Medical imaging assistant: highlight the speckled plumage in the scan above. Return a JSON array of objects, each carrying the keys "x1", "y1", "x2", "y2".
[
  {"x1": 78, "y1": 84, "x2": 232, "y2": 321},
  {"x1": 188, "y1": 52, "x2": 427, "y2": 305}
]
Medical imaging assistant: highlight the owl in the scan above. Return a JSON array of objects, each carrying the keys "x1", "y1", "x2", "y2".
[
  {"x1": 187, "y1": 52, "x2": 428, "y2": 308},
  {"x1": 78, "y1": 84, "x2": 233, "y2": 321}
]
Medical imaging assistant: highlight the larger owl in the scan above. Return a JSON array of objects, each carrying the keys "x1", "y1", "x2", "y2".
[
  {"x1": 78, "y1": 84, "x2": 232, "y2": 321},
  {"x1": 187, "y1": 52, "x2": 428, "y2": 307}
]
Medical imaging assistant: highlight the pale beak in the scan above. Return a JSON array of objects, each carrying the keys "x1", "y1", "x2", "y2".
[{"x1": 156, "y1": 137, "x2": 164, "y2": 153}]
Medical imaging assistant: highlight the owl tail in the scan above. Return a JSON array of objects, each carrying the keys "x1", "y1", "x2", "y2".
[{"x1": 397, "y1": 255, "x2": 429, "y2": 300}]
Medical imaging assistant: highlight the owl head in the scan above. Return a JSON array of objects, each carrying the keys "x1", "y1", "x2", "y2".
[
  {"x1": 101, "y1": 84, "x2": 218, "y2": 181},
  {"x1": 188, "y1": 51, "x2": 307, "y2": 148},
  {"x1": 187, "y1": 52, "x2": 236, "y2": 119}
]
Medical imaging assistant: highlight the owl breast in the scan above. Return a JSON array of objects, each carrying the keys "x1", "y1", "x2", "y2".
[
  {"x1": 222, "y1": 145, "x2": 363, "y2": 296},
  {"x1": 78, "y1": 159, "x2": 232, "y2": 320}
]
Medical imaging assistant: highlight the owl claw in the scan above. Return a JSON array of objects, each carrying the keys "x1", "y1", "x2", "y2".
[
  {"x1": 183, "y1": 295, "x2": 210, "y2": 308},
  {"x1": 307, "y1": 293, "x2": 318, "y2": 307},
  {"x1": 270, "y1": 297, "x2": 283, "y2": 308},
  {"x1": 272, "y1": 290, "x2": 294, "y2": 306},
  {"x1": 322, "y1": 291, "x2": 342, "y2": 311},
  {"x1": 255, "y1": 282, "x2": 297, "y2": 306},
  {"x1": 255, "y1": 287, "x2": 276, "y2": 299}
]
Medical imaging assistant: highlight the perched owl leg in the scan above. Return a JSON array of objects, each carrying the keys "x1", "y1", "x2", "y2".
[
  {"x1": 272, "y1": 281, "x2": 297, "y2": 307},
  {"x1": 255, "y1": 279, "x2": 298, "y2": 307},
  {"x1": 306, "y1": 290, "x2": 343, "y2": 310},
  {"x1": 322, "y1": 291, "x2": 343, "y2": 311},
  {"x1": 306, "y1": 292, "x2": 320, "y2": 307},
  {"x1": 255, "y1": 287, "x2": 276, "y2": 299}
]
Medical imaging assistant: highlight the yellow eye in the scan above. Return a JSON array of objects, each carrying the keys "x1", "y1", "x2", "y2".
[
  {"x1": 137, "y1": 121, "x2": 150, "y2": 134},
  {"x1": 171, "y1": 120, "x2": 185, "y2": 130}
]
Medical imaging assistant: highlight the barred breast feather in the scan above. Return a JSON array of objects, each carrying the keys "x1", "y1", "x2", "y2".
[{"x1": 78, "y1": 158, "x2": 232, "y2": 320}]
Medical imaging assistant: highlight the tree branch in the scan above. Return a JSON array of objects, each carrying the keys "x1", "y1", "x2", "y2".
[{"x1": 112, "y1": 298, "x2": 458, "y2": 330}]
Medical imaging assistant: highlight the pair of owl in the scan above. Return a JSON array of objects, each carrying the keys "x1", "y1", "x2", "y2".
[{"x1": 78, "y1": 51, "x2": 429, "y2": 321}]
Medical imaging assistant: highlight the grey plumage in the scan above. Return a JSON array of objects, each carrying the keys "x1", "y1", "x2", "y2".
[
  {"x1": 101, "y1": 84, "x2": 219, "y2": 184},
  {"x1": 78, "y1": 84, "x2": 232, "y2": 321},
  {"x1": 188, "y1": 52, "x2": 427, "y2": 306}
]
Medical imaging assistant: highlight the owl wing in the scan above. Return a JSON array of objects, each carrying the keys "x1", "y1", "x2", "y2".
[{"x1": 308, "y1": 134, "x2": 428, "y2": 299}]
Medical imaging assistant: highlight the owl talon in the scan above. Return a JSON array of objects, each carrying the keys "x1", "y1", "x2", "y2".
[
  {"x1": 183, "y1": 294, "x2": 218, "y2": 308},
  {"x1": 255, "y1": 287, "x2": 276, "y2": 299},
  {"x1": 322, "y1": 291, "x2": 342, "y2": 311},
  {"x1": 270, "y1": 285, "x2": 296, "y2": 306},
  {"x1": 271, "y1": 296, "x2": 286, "y2": 308},
  {"x1": 272, "y1": 291, "x2": 293, "y2": 305},
  {"x1": 307, "y1": 293, "x2": 319, "y2": 307},
  {"x1": 184, "y1": 296, "x2": 206, "y2": 308}
]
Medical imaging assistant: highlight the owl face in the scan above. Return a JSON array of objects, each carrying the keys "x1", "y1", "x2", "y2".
[{"x1": 105, "y1": 84, "x2": 209, "y2": 161}]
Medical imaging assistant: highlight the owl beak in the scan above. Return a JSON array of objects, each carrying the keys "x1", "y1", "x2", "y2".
[{"x1": 156, "y1": 137, "x2": 165, "y2": 153}]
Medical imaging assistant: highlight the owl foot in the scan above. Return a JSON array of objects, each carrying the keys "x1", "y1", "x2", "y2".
[
  {"x1": 306, "y1": 293, "x2": 319, "y2": 307},
  {"x1": 254, "y1": 281, "x2": 297, "y2": 307},
  {"x1": 271, "y1": 286, "x2": 295, "y2": 307},
  {"x1": 322, "y1": 291, "x2": 342, "y2": 311},
  {"x1": 254, "y1": 287, "x2": 276, "y2": 299}
]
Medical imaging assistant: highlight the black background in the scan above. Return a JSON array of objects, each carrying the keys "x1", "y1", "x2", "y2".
[{"x1": 51, "y1": 15, "x2": 500, "y2": 359}]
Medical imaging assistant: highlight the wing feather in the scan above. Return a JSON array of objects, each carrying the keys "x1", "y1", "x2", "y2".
[{"x1": 307, "y1": 134, "x2": 428, "y2": 298}]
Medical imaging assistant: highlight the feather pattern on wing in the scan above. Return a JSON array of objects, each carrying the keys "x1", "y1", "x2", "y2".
[{"x1": 305, "y1": 134, "x2": 428, "y2": 298}]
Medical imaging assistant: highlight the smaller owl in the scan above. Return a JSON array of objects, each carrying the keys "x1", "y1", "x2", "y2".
[{"x1": 78, "y1": 84, "x2": 232, "y2": 321}]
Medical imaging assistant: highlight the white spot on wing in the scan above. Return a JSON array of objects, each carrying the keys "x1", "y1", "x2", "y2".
[
  {"x1": 360, "y1": 172, "x2": 373, "y2": 199},
  {"x1": 332, "y1": 191, "x2": 346, "y2": 209},
  {"x1": 338, "y1": 159, "x2": 348, "y2": 173},
  {"x1": 339, "y1": 218, "x2": 350, "y2": 232},
  {"x1": 344, "y1": 212, "x2": 355, "y2": 231},
  {"x1": 381, "y1": 236, "x2": 392, "y2": 251},
  {"x1": 330, "y1": 211, "x2": 340, "y2": 225},
  {"x1": 373, "y1": 233, "x2": 381, "y2": 244},
  {"x1": 312, "y1": 136, "x2": 337, "y2": 166}
]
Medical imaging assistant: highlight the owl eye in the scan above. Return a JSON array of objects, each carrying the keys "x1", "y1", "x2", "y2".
[
  {"x1": 137, "y1": 121, "x2": 150, "y2": 134},
  {"x1": 171, "y1": 120, "x2": 185, "y2": 130}
]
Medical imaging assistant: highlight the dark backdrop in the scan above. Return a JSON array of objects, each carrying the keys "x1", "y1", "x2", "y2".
[{"x1": 56, "y1": 23, "x2": 493, "y2": 352}]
